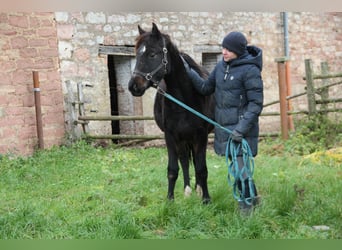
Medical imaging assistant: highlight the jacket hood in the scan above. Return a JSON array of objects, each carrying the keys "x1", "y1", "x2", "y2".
[{"x1": 228, "y1": 45, "x2": 263, "y2": 71}]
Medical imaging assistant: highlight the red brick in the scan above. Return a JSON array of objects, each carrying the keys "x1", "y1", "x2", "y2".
[
  {"x1": 0, "y1": 95, "x2": 10, "y2": 105},
  {"x1": 43, "y1": 125, "x2": 65, "y2": 138},
  {"x1": 15, "y1": 84, "x2": 31, "y2": 96},
  {"x1": 43, "y1": 112, "x2": 65, "y2": 125},
  {"x1": 51, "y1": 91, "x2": 64, "y2": 105},
  {"x1": 46, "y1": 71, "x2": 61, "y2": 81},
  {"x1": 12, "y1": 70, "x2": 32, "y2": 84},
  {"x1": 28, "y1": 38, "x2": 48, "y2": 47},
  {"x1": 29, "y1": 16, "x2": 40, "y2": 27},
  {"x1": 0, "y1": 73, "x2": 12, "y2": 84},
  {"x1": 0, "y1": 115, "x2": 24, "y2": 126},
  {"x1": 18, "y1": 126, "x2": 36, "y2": 140},
  {"x1": 41, "y1": 18, "x2": 54, "y2": 27},
  {"x1": 41, "y1": 80, "x2": 59, "y2": 91},
  {"x1": 0, "y1": 60, "x2": 16, "y2": 73},
  {"x1": 23, "y1": 112, "x2": 36, "y2": 126},
  {"x1": 23, "y1": 29, "x2": 37, "y2": 36},
  {"x1": 19, "y1": 48, "x2": 38, "y2": 58},
  {"x1": 0, "y1": 126, "x2": 18, "y2": 139},
  {"x1": 0, "y1": 28, "x2": 17, "y2": 36},
  {"x1": 33, "y1": 58, "x2": 56, "y2": 70},
  {"x1": 48, "y1": 38, "x2": 58, "y2": 47},
  {"x1": 37, "y1": 27, "x2": 56, "y2": 37},
  {"x1": 16, "y1": 58, "x2": 35, "y2": 70},
  {"x1": 0, "y1": 85, "x2": 15, "y2": 95},
  {"x1": 41, "y1": 93, "x2": 63, "y2": 106},
  {"x1": 22, "y1": 94, "x2": 35, "y2": 107},
  {"x1": 15, "y1": 143, "x2": 33, "y2": 156},
  {"x1": 9, "y1": 15, "x2": 29, "y2": 28},
  {"x1": 39, "y1": 48, "x2": 59, "y2": 57},
  {"x1": 39, "y1": 95, "x2": 49, "y2": 105},
  {"x1": 10, "y1": 36, "x2": 28, "y2": 49}
]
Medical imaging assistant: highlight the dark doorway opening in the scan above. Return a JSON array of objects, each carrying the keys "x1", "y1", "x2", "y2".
[{"x1": 107, "y1": 55, "x2": 120, "y2": 143}]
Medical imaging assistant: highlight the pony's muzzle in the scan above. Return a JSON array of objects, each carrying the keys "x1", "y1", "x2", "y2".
[{"x1": 128, "y1": 76, "x2": 148, "y2": 96}]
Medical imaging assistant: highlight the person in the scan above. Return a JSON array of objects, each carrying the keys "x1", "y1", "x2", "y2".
[{"x1": 183, "y1": 31, "x2": 263, "y2": 214}]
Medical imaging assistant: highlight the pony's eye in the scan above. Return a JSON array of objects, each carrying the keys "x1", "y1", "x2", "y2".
[{"x1": 149, "y1": 53, "x2": 156, "y2": 58}]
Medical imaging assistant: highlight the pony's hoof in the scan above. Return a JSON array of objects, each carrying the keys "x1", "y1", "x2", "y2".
[
  {"x1": 184, "y1": 185, "x2": 192, "y2": 197},
  {"x1": 167, "y1": 194, "x2": 175, "y2": 201},
  {"x1": 196, "y1": 184, "x2": 203, "y2": 197},
  {"x1": 202, "y1": 197, "x2": 211, "y2": 205}
]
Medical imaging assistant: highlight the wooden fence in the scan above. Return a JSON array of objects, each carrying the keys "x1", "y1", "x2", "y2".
[
  {"x1": 73, "y1": 59, "x2": 342, "y2": 144},
  {"x1": 263, "y1": 59, "x2": 342, "y2": 139}
]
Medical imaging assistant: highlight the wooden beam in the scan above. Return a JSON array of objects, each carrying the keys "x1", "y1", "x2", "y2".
[
  {"x1": 98, "y1": 45, "x2": 135, "y2": 56},
  {"x1": 305, "y1": 59, "x2": 317, "y2": 115},
  {"x1": 78, "y1": 115, "x2": 154, "y2": 121}
]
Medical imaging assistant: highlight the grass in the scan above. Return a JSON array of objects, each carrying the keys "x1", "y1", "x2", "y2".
[{"x1": 0, "y1": 138, "x2": 341, "y2": 239}]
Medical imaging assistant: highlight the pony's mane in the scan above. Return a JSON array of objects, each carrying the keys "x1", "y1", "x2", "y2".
[{"x1": 180, "y1": 52, "x2": 209, "y2": 78}]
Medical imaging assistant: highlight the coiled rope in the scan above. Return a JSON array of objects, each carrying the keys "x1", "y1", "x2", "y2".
[{"x1": 157, "y1": 87, "x2": 256, "y2": 204}]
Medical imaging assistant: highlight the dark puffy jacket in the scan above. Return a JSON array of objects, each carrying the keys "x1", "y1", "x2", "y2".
[{"x1": 188, "y1": 45, "x2": 263, "y2": 156}]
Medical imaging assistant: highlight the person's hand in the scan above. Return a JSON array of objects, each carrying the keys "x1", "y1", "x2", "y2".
[
  {"x1": 180, "y1": 56, "x2": 190, "y2": 72},
  {"x1": 231, "y1": 130, "x2": 243, "y2": 143}
]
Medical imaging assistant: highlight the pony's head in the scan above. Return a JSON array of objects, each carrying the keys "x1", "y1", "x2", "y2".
[{"x1": 128, "y1": 23, "x2": 172, "y2": 96}]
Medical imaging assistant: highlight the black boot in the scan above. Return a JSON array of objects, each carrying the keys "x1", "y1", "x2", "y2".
[{"x1": 237, "y1": 179, "x2": 260, "y2": 216}]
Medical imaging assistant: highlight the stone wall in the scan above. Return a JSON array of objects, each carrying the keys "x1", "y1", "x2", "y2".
[
  {"x1": 0, "y1": 12, "x2": 65, "y2": 156},
  {"x1": 55, "y1": 12, "x2": 341, "y2": 137}
]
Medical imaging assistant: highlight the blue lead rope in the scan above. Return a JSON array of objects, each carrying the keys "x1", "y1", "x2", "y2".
[
  {"x1": 226, "y1": 137, "x2": 256, "y2": 205},
  {"x1": 157, "y1": 87, "x2": 256, "y2": 204}
]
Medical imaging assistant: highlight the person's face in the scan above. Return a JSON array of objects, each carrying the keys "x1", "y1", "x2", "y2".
[{"x1": 222, "y1": 47, "x2": 237, "y2": 62}]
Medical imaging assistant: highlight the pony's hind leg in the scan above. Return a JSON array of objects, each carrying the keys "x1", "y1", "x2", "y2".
[
  {"x1": 193, "y1": 142, "x2": 211, "y2": 204},
  {"x1": 195, "y1": 165, "x2": 210, "y2": 204},
  {"x1": 179, "y1": 150, "x2": 191, "y2": 197}
]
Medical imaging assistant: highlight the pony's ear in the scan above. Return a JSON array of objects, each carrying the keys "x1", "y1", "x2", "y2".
[
  {"x1": 138, "y1": 25, "x2": 146, "y2": 35},
  {"x1": 151, "y1": 22, "x2": 161, "y2": 37}
]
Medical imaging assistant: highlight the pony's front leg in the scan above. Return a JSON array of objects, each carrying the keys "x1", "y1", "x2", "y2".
[
  {"x1": 167, "y1": 159, "x2": 179, "y2": 200},
  {"x1": 166, "y1": 143, "x2": 180, "y2": 201}
]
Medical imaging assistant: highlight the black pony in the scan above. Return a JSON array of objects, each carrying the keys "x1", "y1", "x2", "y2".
[{"x1": 128, "y1": 23, "x2": 214, "y2": 203}]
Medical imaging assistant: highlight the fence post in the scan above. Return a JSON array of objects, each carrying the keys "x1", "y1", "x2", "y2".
[
  {"x1": 77, "y1": 83, "x2": 89, "y2": 134},
  {"x1": 320, "y1": 62, "x2": 330, "y2": 114},
  {"x1": 275, "y1": 57, "x2": 289, "y2": 140},
  {"x1": 32, "y1": 71, "x2": 44, "y2": 149},
  {"x1": 285, "y1": 60, "x2": 295, "y2": 131},
  {"x1": 304, "y1": 59, "x2": 316, "y2": 115},
  {"x1": 65, "y1": 80, "x2": 79, "y2": 141}
]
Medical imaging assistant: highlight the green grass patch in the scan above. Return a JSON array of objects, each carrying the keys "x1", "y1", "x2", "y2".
[{"x1": 0, "y1": 139, "x2": 341, "y2": 239}]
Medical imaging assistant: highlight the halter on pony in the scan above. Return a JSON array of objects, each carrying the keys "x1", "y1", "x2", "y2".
[{"x1": 133, "y1": 37, "x2": 168, "y2": 88}]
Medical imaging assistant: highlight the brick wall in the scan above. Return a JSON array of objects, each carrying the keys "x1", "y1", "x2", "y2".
[{"x1": 0, "y1": 12, "x2": 65, "y2": 156}]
